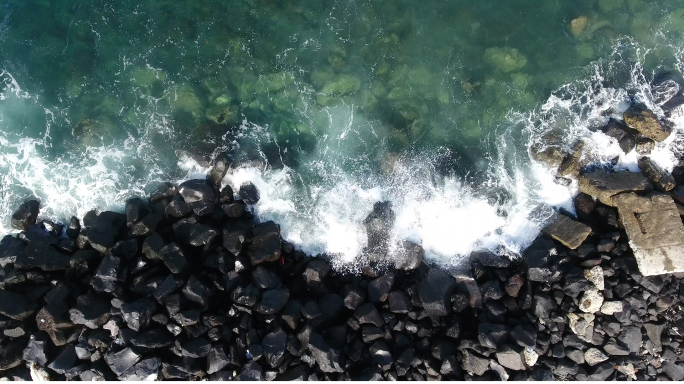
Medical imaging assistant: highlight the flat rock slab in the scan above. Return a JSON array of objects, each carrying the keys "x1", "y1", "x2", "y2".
[
  {"x1": 542, "y1": 214, "x2": 592, "y2": 249},
  {"x1": 578, "y1": 170, "x2": 653, "y2": 206},
  {"x1": 614, "y1": 192, "x2": 684, "y2": 275}
]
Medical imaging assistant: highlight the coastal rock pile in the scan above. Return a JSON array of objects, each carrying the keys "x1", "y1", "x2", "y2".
[{"x1": 1, "y1": 99, "x2": 684, "y2": 379}]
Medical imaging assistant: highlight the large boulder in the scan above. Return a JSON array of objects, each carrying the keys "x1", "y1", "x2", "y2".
[
  {"x1": 541, "y1": 214, "x2": 592, "y2": 249},
  {"x1": 247, "y1": 221, "x2": 281, "y2": 265},
  {"x1": 11, "y1": 200, "x2": 40, "y2": 230},
  {"x1": 418, "y1": 269, "x2": 457, "y2": 316},
  {"x1": 613, "y1": 192, "x2": 684, "y2": 275},
  {"x1": 363, "y1": 201, "x2": 395, "y2": 261},
  {"x1": 623, "y1": 106, "x2": 670, "y2": 142},
  {"x1": 638, "y1": 157, "x2": 676, "y2": 192},
  {"x1": 600, "y1": 118, "x2": 638, "y2": 153},
  {"x1": 578, "y1": 170, "x2": 653, "y2": 207}
]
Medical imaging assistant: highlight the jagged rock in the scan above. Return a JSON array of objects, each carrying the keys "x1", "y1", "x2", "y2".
[
  {"x1": 583, "y1": 266, "x2": 604, "y2": 290},
  {"x1": 623, "y1": 105, "x2": 670, "y2": 141},
  {"x1": 505, "y1": 274, "x2": 524, "y2": 297},
  {"x1": 643, "y1": 323, "x2": 665, "y2": 352},
  {"x1": 166, "y1": 196, "x2": 192, "y2": 218},
  {"x1": 180, "y1": 337, "x2": 211, "y2": 358},
  {"x1": 563, "y1": 267, "x2": 594, "y2": 297},
  {"x1": 23, "y1": 335, "x2": 48, "y2": 366},
  {"x1": 639, "y1": 157, "x2": 676, "y2": 192},
  {"x1": 11, "y1": 200, "x2": 40, "y2": 230},
  {"x1": 533, "y1": 293, "x2": 556, "y2": 319},
  {"x1": 617, "y1": 326, "x2": 642, "y2": 353},
  {"x1": 369, "y1": 341, "x2": 393, "y2": 371},
  {"x1": 121, "y1": 298, "x2": 157, "y2": 331},
  {"x1": 105, "y1": 348, "x2": 141, "y2": 377},
  {"x1": 600, "y1": 118, "x2": 638, "y2": 153},
  {"x1": 388, "y1": 291, "x2": 411, "y2": 314},
  {"x1": 69, "y1": 294, "x2": 111, "y2": 329},
  {"x1": 343, "y1": 285, "x2": 366, "y2": 310},
  {"x1": 588, "y1": 362, "x2": 615, "y2": 381},
  {"x1": 130, "y1": 212, "x2": 163, "y2": 236},
  {"x1": 223, "y1": 221, "x2": 248, "y2": 256},
  {"x1": 363, "y1": 201, "x2": 395, "y2": 260},
  {"x1": 91, "y1": 253, "x2": 124, "y2": 293},
  {"x1": 523, "y1": 347, "x2": 538, "y2": 368},
  {"x1": 567, "y1": 313, "x2": 594, "y2": 342},
  {"x1": 531, "y1": 143, "x2": 566, "y2": 168},
  {"x1": 222, "y1": 201, "x2": 245, "y2": 218},
  {"x1": 153, "y1": 274, "x2": 183, "y2": 304},
  {"x1": 0, "y1": 290, "x2": 37, "y2": 320},
  {"x1": 252, "y1": 266, "x2": 282, "y2": 289},
  {"x1": 262, "y1": 329, "x2": 287, "y2": 367},
  {"x1": 207, "y1": 345, "x2": 230, "y2": 374},
  {"x1": 209, "y1": 153, "x2": 231, "y2": 186},
  {"x1": 47, "y1": 344, "x2": 78, "y2": 374},
  {"x1": 523, "y1": 237, "x2": 559, "y2": 282},
  {"x1": 394, "y1": 241, "x2": 423, "y2": 270},
  {"x1": 662, "y1": 361, "x2": 684, "y2": 381},
  {"x1": 584, "y1": 348, "x2": 608, "y2": 366},
  {"x1": 478, "y1": 323, "x2": 511, "y2": 349},
  {"x1": 159, "y1": 243, "x2": 190, "y2": 274},
  {"x1": 636, "y1": 137, "x2": 656, "y2": 155},
  {"x1": 578, "y1": 170, "x2": 652, "y2": 207},
  {"x1": 613, "y1": 193, "x2": 684, "y2": 275},
  {"x1": 355, "y1": 303, "x2": 384, "y2": 327},
  {"x1": 182, "y1": 275, "x2": 212, "y2": 307},
  {"x1": 149, "y1": 182, "x2": 177, "y2": 203},
  {"x1": 178, "y1": 179, "x2": 215, "y2": 203},
  {"x1": 542, "y1": 215, "x2": 591, "y2": 249},
  {"x1": 238, "y1": 361, "x2": 263, "y2": 381},
  {"x1": 131, "y1": 327, "x2": 174, "y2": 348},
  {"x1": 460, "y1": 350, "x2": 490, "y2": 376},
  {"x1": 496, "y1": 345, "x2": 525, "y2": 371},
  {"x1": 120, "y1": 357, "x2": 161, "y2": 381},
  {"x1": 603, "y1": 338, "x2": 630, "y2": 356},
  {"x1": 238, "y1": 182, "x2": 260, "y2": 205},
  {"x1": 579, "y1": 288, "x2": 604, "y2": 313},
  {"x1": 600, "y1": 301, "x2": 623, "y2": 315},
  {"x1": 248, "y1": 221, "x2": 281, "y2": 265},
  {"x1": 231, "y1": 284, "x2": 258, "y2": 307},
  {"x1": 254, "y1": 288, "x2": 289, "y2": 314},
  {"x1": 511, "y1": 324, "x2": 537, "y2": 348},
  {"x1": 368, "y1": 272, "x2": 394, "y2": 302},
  {"x1": 418, "y1": 269, "x2": 457, "y2": 316},
  {"x1": 308, "y1": 333, "x2": 343, "y2": 373}
]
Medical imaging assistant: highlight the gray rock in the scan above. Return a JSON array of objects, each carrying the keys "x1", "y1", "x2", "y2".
[
  {"x1": 495, "y1": 345, "x2": 525, "y2": 371},
  {"x1": 418, "y1": 269, "x2": 457, "y2": 316},
  {"x1": 584, "y1": 348, "x2": 608, "y2": 366},
  {"x1": 613, "y1": 193, "x2": 684, "y2": 275},
  {"x1": 579, "y1": 289, "x2": 604, "y2": 313},
  {"x1": 643, "y1": 323, "x2": 665, "y2": 352},
  {"x1": 662, "y1": 361, "x2": 684, "y2": 381},
  {"x1": 624, "y1": 106, "x2": 670, "y2": 141},
  {"x1": 638, "y1": 157, "x2": 676, "y2": 191},
  {"x1": 603, "y1": 338, "x2": 630, "y2": 356},
  {"x1": 541, "y1": 214, "x2": 592, "y2": 249},
  {"x1": 460, "y1": 350, "x2": 490, "y2": 376},
  {"x1": 600, "y1": 118, "x2": 638, "y2": 153},
  {"x1": 578, "y1": 170, "x2": 652, "y2": 207},
  {"x1": 104, "y1": 348, "x2": 141, "y2": 376},
  {"x1": 617, "y1": 326, "x2": 642, "y2": 354}
]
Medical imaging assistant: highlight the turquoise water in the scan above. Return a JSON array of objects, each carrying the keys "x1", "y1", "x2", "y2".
[{"x1": 1, "y1": 0, "x2": 684, "y2": 267}]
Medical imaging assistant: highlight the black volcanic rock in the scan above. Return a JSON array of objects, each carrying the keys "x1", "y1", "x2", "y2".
[
  {"x1": 308, "y1": 333, "x2": 344, "y2": 373},
  {"x1": 523, "y1": 237, "x2": 559, "y2": 282},
  {"x1": 418, "y1": 269, "x2": 457, "y2": 316},
  {"x1": 0, "y1": 290, "x2": 37, "y2": 320},
  {"x1": 104, "y1": 348, "x2": 141, "y2": 377},
  {"x1": 69, "y1": 294, "x2": 111, "y2": 329},
  {"x1": 262, "y1": 329, "x2": 287, "y2": 367},
  {"x1": 368, "y1": 271, "x2": 395, "y2": 302},
  {"x1": 252, "y1": 266, "x2": 282, "y2": 289},
  {"x1": 11, "y1": 199, "x2": 40, "y2": 230},
  {"x1": 131, "y1": 327, "x2": 174, "y2": 348},
  {"x1": 343, "y1": 285, "x2": 366, "y2": 310},
  {"x1": 355, "y1": 303, "x2": 384, "y2": 327},
  {"x1": 121, "y1": 298, "x2": 157, "y2": 331},
  {"x1": 248, "y1": 221, "x2": 281, "y2": 265},
  {"x1": 239, "y1": 182, "x2": 260, "y2": 205},
  {"x1": 254, "y1": 288, "x2": 290, "y2": 314},
  {"x1": 182, "y1": 275, "x2": 212, "y2": 307}
]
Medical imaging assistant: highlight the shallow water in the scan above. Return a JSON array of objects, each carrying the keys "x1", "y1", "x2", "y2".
[{"x1": 1, "y1": 0, "x2": 684, "y2": 268}]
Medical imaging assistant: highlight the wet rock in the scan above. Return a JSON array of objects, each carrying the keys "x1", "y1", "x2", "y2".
[
  {"x1": 222, "y1": 201, "x2": 245, "y2": 218},
  {"x1": 388, "y1": 290, "x2": 411, "y2": 313},
  {"x1": 343, "y1": 285, "x2": 366, "y2": 310},
  {"x1": 304, "y1": 259, "x2": 331, "y2": 288},
  {"x1": 531, "y1": 143, "x2": 566, "y2": 168},
  {"x1": 238, "y1": 182, "x2": 260, "y2": 205},
  {"x1": 121, "y1": 298, "x2": 157, "y2": 331},
  {"x1": 209, "y1": 153, "x2": 231, "y2": 186},
  {"x1": 308, "y1": 333, "x2": 343, "y2": 373},
  {"x1": 248, "y1": 221, "x2": 281, "y2": 265},
  {"x1": 11, "y1": 200, "x2": 40, "y2": 230},
  {"x1": 639, "y1": 157, "x2": 676, "y2": 192},
  {"x1": 394, "y1": 240, "x2": 424, "y2": 270},
  {"x1": 636, "y1": 136, "x2": 656, "y2": 155},
  {"x1": 368, "y1": 271, "x2": 394, "y2": 302},
  {"x1": 69, "y1": 294, "x2": 111, "y2": 329},
  {"x1": 505, "y1": 273, "x2": 524, "y2": 297},
  {"x1": 149, "y1": 182, "x2": 177, "y2": 203},
  {"x1": 363, "y1": 201, "x2": 395, "y2": 260},
  {"x1": 166, "y1": 196, "x2": 192, "y2": 218},
  {"x1": 254, "y1": 288, "x2": 289, "y2": 314},
  {"x1": 460, "y1": 350, "x2": 490, "y2": 376},
  {"x1": 600, "y1": 118, "x2": 638, "y2": 153},
  {"x1": 418, "y1": 269, "x2": 457, "y2": 316},
  {"x1": 623, "y1": 105, "x2": 670, "y2": 141},
  {"x1": 178, "y1": 179, "x2": 215, "y2": 204},
  {"x1": 0, "y1": 290, "x2": 37, "y2": 320},
  {"x1": 481, "y1": 280, "x2": 504, "y2": 301},
  {"x1": 542, "y1": 214, "x2": 592, "y2": 249},
  {"x1": 578, "y1": 170, "x2": 653, "y2": 207},
  {"x1": 496, "y1": 344, "x2": 525, "y2": 371},
  {"x1": 613, "y1": 193, "x2": 684, "y2": 275}
]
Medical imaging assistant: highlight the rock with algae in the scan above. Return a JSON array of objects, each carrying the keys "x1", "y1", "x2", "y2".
[{"x1": 484, "y1": 47, "x2": 527, "y2": 73}]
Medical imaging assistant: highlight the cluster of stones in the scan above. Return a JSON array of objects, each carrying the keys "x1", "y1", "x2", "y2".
[{"x1": 1, "y1": 144, "x2": 684, "y2": 380}]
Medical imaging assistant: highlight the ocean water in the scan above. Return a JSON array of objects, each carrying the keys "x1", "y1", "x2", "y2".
[{"x1": 1, "y1": 0, "x2": 684, "y2": 268}]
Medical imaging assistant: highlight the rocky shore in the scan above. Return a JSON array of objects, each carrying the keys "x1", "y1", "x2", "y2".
[{"x1": 2, "y1": 98, "x2": 684, "y2": 380}]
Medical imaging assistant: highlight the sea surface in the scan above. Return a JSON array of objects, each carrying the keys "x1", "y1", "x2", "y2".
[{"x1": 1, "y1": 0, "x2": 684, "y2": 269}]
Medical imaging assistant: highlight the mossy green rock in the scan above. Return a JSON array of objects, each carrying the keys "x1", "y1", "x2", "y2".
[{"x1": 484, "y1": 47, "x2": 528, "y2": 72}]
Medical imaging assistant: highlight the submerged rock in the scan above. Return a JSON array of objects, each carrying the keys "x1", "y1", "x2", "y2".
[{"x1": 484, "y1": 47, "x2": 527, "y2": 72}]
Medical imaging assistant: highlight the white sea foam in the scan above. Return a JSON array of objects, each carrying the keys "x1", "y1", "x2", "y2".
[{"x1": 2, "y1": 39, "x2": 684, "y2": 270}]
